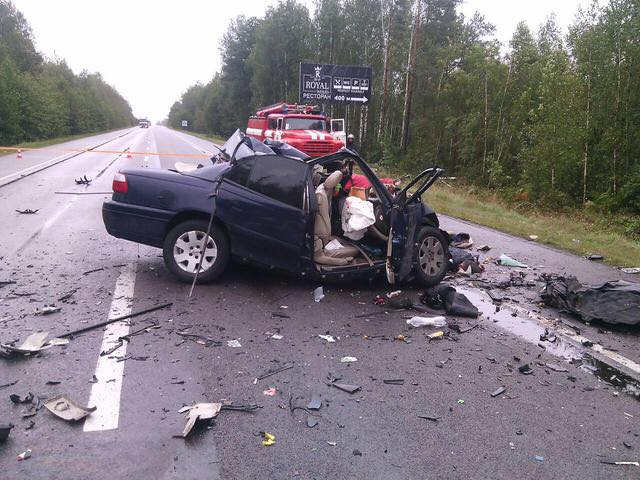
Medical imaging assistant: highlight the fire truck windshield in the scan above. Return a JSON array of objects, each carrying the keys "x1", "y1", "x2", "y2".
[{"x1": 284, "y1": 118, "x2": 327, "y2": 131}]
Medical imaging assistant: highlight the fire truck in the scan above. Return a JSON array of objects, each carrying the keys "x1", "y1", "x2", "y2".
[{"x1": 246, "y1": 103, "x2": 345, "y2": 157}]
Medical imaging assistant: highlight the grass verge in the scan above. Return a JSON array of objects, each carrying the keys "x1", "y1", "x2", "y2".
[{"x1": 423, "y1": 183, "x2": 640, "y2": 268}]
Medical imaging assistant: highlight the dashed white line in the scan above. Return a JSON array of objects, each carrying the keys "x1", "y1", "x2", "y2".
[{"x1": 84, "y1": 263, "x2": 137, "y2": 432}]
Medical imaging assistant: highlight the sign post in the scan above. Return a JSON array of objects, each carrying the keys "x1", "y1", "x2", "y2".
[
  {"x1": 181, "y1": 120, "x2": 188, "y2": 128},
  {"x1": 299, "y1": 63, "x2": 371, "y2": 105}
]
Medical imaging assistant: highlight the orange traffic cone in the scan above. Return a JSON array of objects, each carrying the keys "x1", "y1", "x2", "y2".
[
  {"x1": 126, "y1": 151, "x2": 133, "y2": 159},
  {"x1": 17, "y1": 149, "x2": 22, "y2": 159}
]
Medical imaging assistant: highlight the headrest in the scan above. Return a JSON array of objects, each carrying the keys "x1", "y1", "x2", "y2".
[{"x1": 323, "y1": 170, "x2": 343, "y2": 190}]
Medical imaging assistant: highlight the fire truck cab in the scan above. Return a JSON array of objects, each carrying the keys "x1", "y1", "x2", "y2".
[{"x1": 246, "y1": 103, "x2": 345, "y2": 157}]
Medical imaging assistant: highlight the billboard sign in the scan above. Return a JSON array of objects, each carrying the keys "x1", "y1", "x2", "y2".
[{"x1": 299, "y1": 62, "x2": 372, "y2": 105}]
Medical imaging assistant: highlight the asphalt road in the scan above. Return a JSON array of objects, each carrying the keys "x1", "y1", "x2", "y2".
[{"x1": 0, "y1": 126, "x2": 638, "y2": 479}]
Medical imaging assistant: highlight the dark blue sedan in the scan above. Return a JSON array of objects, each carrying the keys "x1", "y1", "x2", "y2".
[{"x1": 103, "y1": 131, "x2": 450, "y2": 286}]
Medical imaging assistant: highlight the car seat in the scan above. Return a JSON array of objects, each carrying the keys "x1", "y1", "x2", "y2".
[{"x1": 314, "y1": 171, "x2": 360, "y2": 266}]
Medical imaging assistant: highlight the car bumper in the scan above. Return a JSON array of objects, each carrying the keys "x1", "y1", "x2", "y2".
[{"x1": 102, "y1": 200, "x2": 174, "y2": 248}]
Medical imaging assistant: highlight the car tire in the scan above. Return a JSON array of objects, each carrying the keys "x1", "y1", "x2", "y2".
[
  {"x1": 413, "y1": 226, "x2": 449, "y2": 287},
  {"x1": 163, "y1": 219, "x2": 230, "y2": 284}
]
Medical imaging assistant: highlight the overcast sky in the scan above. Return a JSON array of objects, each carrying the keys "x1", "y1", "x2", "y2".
[{"x1": 13, "y1": 0, "x2": 593, "y2": 122}]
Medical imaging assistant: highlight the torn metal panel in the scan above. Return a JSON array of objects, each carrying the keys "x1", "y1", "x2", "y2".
[
  {"x1": 44, "y1": 394, "x2": 96, "y2": 421},
  {"x1": 179, "y1": 402, "x2": 222, "y2": 438}
]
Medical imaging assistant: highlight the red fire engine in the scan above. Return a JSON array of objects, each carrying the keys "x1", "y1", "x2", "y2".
[{"x1": 246, "y1": 103, "x2": 345, "y2": 157}]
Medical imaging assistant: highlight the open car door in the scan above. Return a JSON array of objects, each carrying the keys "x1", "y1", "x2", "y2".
[{"x1": 387, "y1": 167, "x2": 446, "y2": 285}]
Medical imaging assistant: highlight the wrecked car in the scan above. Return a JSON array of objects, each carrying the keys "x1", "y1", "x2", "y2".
[{"x1": 102, "y1": 130, "x2": 450, "y2": 286}]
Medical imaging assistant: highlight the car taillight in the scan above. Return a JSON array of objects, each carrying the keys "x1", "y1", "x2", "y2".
[{"x1": 112, "y1": 172, "x2": 128, "y2": 193}]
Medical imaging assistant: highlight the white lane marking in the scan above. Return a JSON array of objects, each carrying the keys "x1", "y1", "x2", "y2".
[
  {"x1": 43, "y1": 196, "x2": 78, "y2": 231},
  {"x1": 0, "y1": 151, "x2": 76, "y2": 183},
  {"x1": 164, "y1": 128, "x2": 213, "y2": 156},
  {"x1": 143, "y1": 155, "x2": 149, "y2": 168},
  {"x1": 84, "y1": 263, "x2": 137, "y2": 432}
]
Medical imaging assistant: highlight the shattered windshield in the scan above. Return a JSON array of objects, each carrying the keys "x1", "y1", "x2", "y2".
[
  {"x1": 220, "y1": 129, "x2": 275, "y2": 161},
  {"x1": 284, "y1": 118, "x2": 327, "y2": 131}
]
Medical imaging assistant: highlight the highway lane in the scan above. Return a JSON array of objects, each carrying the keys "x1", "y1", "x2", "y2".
[{"x1": 0, "y1": 126, "x2": 639, "y2": 479}]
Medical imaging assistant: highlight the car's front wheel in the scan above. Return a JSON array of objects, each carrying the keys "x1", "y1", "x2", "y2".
[
  {"x1": 163, "y1": 219, "x2": 230, "y2": 283},
  {"x1": 413, "y1": 226, "x2": 448, "y2": 287}
]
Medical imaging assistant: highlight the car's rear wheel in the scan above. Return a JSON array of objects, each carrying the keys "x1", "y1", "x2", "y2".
[
  {"x1": 413, "y1": 226, "x2": 448, "y2": 287},
  {"x1": 163, "y1": 219, "x2": 229, "y2": 283}
]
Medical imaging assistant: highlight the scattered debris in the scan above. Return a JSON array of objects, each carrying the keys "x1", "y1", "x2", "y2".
[
  {"x1": 545, "y1": 363, "x2": 569, "y2": 373},
  {"x1": 491, "y1": 386, "x2": 506, "y2": 397},
  {"x1": 318, "y1": 334, "x2": 336, "y2": 343},
  {"x1": 58, "y1": 302, "x2": 173, "y2": 338},
  {"x1": 271, "y1": 312, "x2": 290, "y2": 319},
  {"x1": 417, "y1": 414, "x2": 440, "y2": 422},
  {"x1": 1, "y1": 332, "x2": 67, "y2": 355},
  {"x1": 406, "y1": 316, "x2": 446, "y2": 328},
  {"x1": 10, "y1": 393, "x2": 34, "y2": 404},
  {"x1": 428, "y1": 331, "x2": 445, "y2": 340},
  {"x1": 226, "y1": 339, "x2": 242, "y2": 348},
  {"x1": 82, "y1": 267, "x2": 105, "y2": 275},
  {"x1": 44, "y1": 394, "x2": 96, "y2": 421},
  {"x1": 528, "y1": 235, "x2": 539, "y2": 241},
  {"x1": 254, "y1": 362, "x2": 294, "y2": 383},
  {"x1": 34, "y1": 305, "x2": 61, "y2": 315},
  {"x1": 477, "y1": 245, "x2": 491, "y2": 252},
  {"x1": 58, "y1": 289, "x2": 79, "y2": 303},
  {"x1": 331, "y1": 382, "x2": 361, "y2": 394},
  {"x1": 313, "y1": 286, "x2": 325, "y2": 303},
  {"x1": 340, "y1": 356, "x2": 357, "y2": 363},
  {"x1": 421, "y1": 284, "x2": 479, "y2": 318},
  {"x1": 270, "y1": 334, "x2": 283, "y2": 340},
  {"x1": 451, "y1": 232, "x2": 473, "y2": 249},
  {"x1": 383, "y1": 379, "x2": 405, "y2": 385},
  {"x1": 0, "y1": 424, "x2": 13, "y2": 442},
  {"x1": 327, "y1": 441, "x2": 337, "y2": 447},
  {"x1": 15, "y1": 209, "x2": 38, "y2": 214},
  {"x1": 600, "y1": 460, "x2": 640, "y2": 466},
  {"x1": 586, "y1": 254, "x2": 604, "y2": 261},
  {"x1": 179, "y1": 402, "x2": 221, "y2": 437},
  {"x1": 263, "y1": 388, "x2": 277, "y2": 396},
  {"x1": 75, "y1": 175, "x2": 92, "y2": 185},
  {"x1": 534, "y1": 455, "x2": 544, "y2": 462},
  {"x1": 0, "y1": 380, "x2": 18, "y2": 389},
  {"x1": 497, "y1": 254, "x2": 528, "y2": 268},
  {"x1": 388, "y1": 297, "x2": 413, "y2": 309},
  {"x1": 17, "y1": 449, "x2": 32, "y2": 461},
  {"x1": 307, "y1": 416, "x2": 319, "y2": 428},
  {"x1": 621, "y1": 268, "x2": 640, "y2": 275},
  {"x1": 261, "y1": 431, "x2": 276, "y2": 446},
  {"x1": 307, "y1": 393, "x2": 322, "y2": 410},
  {"x1": 387, "y1": 290, "x2": 402, "y2": 298},
  {"x1": 353, "y1": 448, "x2": 362, "y2": 456},
  {"x1": 518, "y1": 364, "x2": 533, "y2": 375}
]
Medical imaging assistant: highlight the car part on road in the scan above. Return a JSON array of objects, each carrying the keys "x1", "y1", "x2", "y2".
[
  {"x1": 15, "y1": 209, "x2": 38, "y2": 214},
  {"x1": 413, "y1": 227, "x2": 449, "y2": 287},
  {"x1": 421, "y1": 284, "x2": 479, "y2": 318},
  {"x1": 307, "y1": 393, "x2": 322, "y2": 410},
  {"x1": 34, "y1": 304, "x2": 61, "y2": 315},
  {"x1": 318, "y1": 334, "x2": 336, "y2": 343},
  {"x1": 340, "y1": 356, "x2": 357, "y2": 363},
  {"x1": 58, "y1": 302, "x2": 173, "y2": 338},
  {"x1": 331, "y1": 382, "x2": 361, "y2": 394},
  {"x1": 406, "y1": 316, "x2": 446, "y2": 328},
  {"x1": 450, "y1": 232, "x2": 473, "y2": 249},
  {"x1": 227, "y1": 339, "x2": 242, "y2": 348},
  {"x1": 497, "y1": 254, "x2": 528, "y2": 268},
  {"x1": 254, "y1": 361, "x2": 295, "y2": 383},
  {"x1": 179, "y1": 402, "x2": 222, "y2": 438},
  {"x1": 491, "y1": 386, "x2": 506, "y2": 397},
  {"x1": 44, "y1": 394, "x2": 96, "y2": 421},
  {"x1": 541, "y1": 275, "x2": 640, "y2": 326},
  {"x1": 586, "y1": 254, "x2": 604, "y2": 261},
  {"x1": 17, "y1": 449, "x2": 32, "y2": 461},
  {"x1": 383, "y1": 379, "x2": 404, "y2": 385},
  {"x1": 313, "y1": 286, "x2": 325, "y2": 302},
  {"x1": 1, "y1": 332, "x2": 67, "y2": 355},
  {"x1": 10, "y1": 392, "x2": 34, "y2": 404},
  {"x1": 74, "y1": 175, "x2": 92, "y2": 185},
  {"x1": 0, "y1": 424, "x2": 13, "y2": 442}
]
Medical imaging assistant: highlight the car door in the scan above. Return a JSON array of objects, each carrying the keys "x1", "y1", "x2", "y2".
[{"x1": 216, "y1": 154, "x2": 311, "y2": 272}]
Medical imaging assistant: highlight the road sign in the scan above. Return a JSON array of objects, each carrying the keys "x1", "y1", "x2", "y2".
[
  {"x1": 299, "y1": 63, "x2": 372, "y2": 105},
  {"x1": 181, "y1": 120, "x2": 188, "y2": 127}
]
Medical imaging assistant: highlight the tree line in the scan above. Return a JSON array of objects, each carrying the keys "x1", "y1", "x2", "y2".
[
  {"x1": 168, "y1": 0, "x2": 640, "y2": 214},
  {"x1": 0, "y1": 1, "x2": 135, "y2": 146}
]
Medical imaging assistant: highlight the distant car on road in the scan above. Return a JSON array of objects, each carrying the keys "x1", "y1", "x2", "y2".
[
  {"x1": 138, "y1": 119, "x2": 150, "y2": 128},
  {"x1": 102, "y1": 130, "x2": 450, "y2": 286}
]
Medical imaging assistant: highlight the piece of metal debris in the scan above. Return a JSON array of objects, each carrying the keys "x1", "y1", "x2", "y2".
[
  {"x1": 10, "y1": 392, "x2": 34, "y2": 404},
  {"x1": 15, "y1": 209, "x2": 38, "y2": 214},
  {"x1": 44, "y1": 394, "x2": 96, "y2": 421},
  {"x1": 35, "y1": 305, "x2": 61, "y2": 315},
  {"x1": 75, "y1": 175, "x2": 92, "y2": 185},
  {"x1": 179, "y1": 402, "x2": 222, "y2": 437},
  {"x1": 331, "y1": 383, "x2": 361, "y2": 394},
  {"x1": 0, "y1": 423, "x2": 14, "y2": 442},
  {"x1": 545, "y1": 363, "x2": 569, "y2": 373},
  {"x1": 417, "y1": 414, "x2": 440, "y2": 422},
  {"x1": 2, "y1": 332, "x2": 51, "y2": 354},
  {"x1": 383, "y1": 379, "x2": 405, "y2": 385},
  {"x1": 307, "y1": 393, "x2": 322, "y2": 410},
  {"x1": 600, "y1": 460, "x2": 640, "y2": 466},
  {"x1": 307, "y1": 416, "x2": 319, "y2": 428},
  {"x1": 254, "y1": 362, "x2": 294, "y2": 383},
  {"x1": 491, "y1": 386, "x2": 507, "y2": 398}
]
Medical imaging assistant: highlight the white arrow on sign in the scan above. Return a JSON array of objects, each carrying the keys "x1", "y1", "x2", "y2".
[{"x1": 347, "y1": 97, "x2": 368, "y2": 103}]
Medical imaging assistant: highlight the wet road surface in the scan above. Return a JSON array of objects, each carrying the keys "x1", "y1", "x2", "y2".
[{"x1": 0, "y1": 126, "x2": 639, "y2": 479}]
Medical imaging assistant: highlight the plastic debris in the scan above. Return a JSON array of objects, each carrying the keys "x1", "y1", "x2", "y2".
[
  {"x1": 491, "y1": 386, "x2": 506, "y2": 397},
  {"x1": 528, "y1": 235, "x2": 539, "y2": 240},
  {"x1": 313, "y1": 286, "x2": 325, "y2": 303},
  {"x1": 318, "y1": 334, "x2": 336, "y2": 343},
  {"x1": 10, "y1": 393, "x2": 33, "y2": 404},
  {"x1": 498, "y1": 254, "x2": 528, "y2": 268},
  {"x1": 332, "y1": 382, "x2": 361, "y2": 394},
  {"x1": 534, "y1": 455, "x2": 544, "y2": 462},
  {"x1": 261, "y1": 431, "x2": 276, "y2": 446},
  {"x1": 327, "y1": 441, "x2": 337, "y2": 447},
  {"x1": 477, "y1": 245, "x2": 491, "y2": 252},
  {"x1": 307, "y1": 393, "x2": 322, "y2": 410},
  {"x1": 17, "y1": 449, "x2": 31, "y2": 461},
  {"x1": 386, "y1": 290, "x2": 402, "y2": 298},
  {"x1": 621, "y1": 268, "x2": 640, "y2": 274},
  {"x1": 179, "y1": 403, "x2": 222, "y2": 437},
  {"x1": 353, "y1": 449, "x2": 362, "y2": 456},
  {"x1": 457, "y1": 399, "x2": 465, "y2": 405},
  {"x1": 270, "y1": 334, "x2": 283, "y2": 340},
  {"x1": 35, "y1": 305, "x2": 61, "y2": 315},
  {"x1": 44, "y1": 394, "x2": 96, "y2": 421},
  {"x1": 307, "y1": 416, "x2": 319, "y2": 428},
  {"x1": 263, "y1": 388, "x2": 277, "y2": 396},
  {"x1": 340, "y1": 356, "x2": 357, "y2": 363},
  {"x1": 518, "y1": 364, "x2": 533, "y2": 375},
  {"x1": 428, "y1": 331, "x2": 445, "y2": 340},
  {"x1": 0, "y1": 424, "x2": 13, "y2": 442},
  {"x1": 406, "y1": 316, "x2": 446, "y2": 328},
  {"x1": 226, "y1": 339, "x2": 242, "y2": 348},
  {"x1": 1, "y1": 332, "x2": 58, "y2": 355}
]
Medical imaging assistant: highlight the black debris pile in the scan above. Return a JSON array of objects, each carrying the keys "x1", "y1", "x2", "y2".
[
  {"x1": 449, "y1": 247, "x2": 484, "y2": 275},
  {"x1": 541, "y1": 275, "x2": 640, "y2": 326},
  {"x1": 421, "y1": 283, "x2": 479, "y2": 318},
  {"x1": 450, "y1": 232, "x2": 473, "y2": 249},
  {"x1": 15, "y1": 209, "x2": 38, "y2": 214},
  {"x1": 75, "y1": 175, "x2": 92, "y2": 185}
]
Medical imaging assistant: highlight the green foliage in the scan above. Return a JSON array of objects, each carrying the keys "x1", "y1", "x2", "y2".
[{"x1": 0, "y1": 1, "x2": 135, "y2": 145}]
